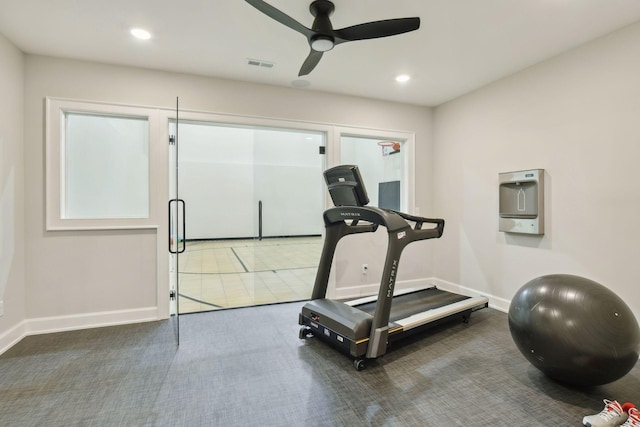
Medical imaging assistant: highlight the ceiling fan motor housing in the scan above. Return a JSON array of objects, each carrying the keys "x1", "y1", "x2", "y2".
[
  {"x1": 310, "y1": 0, "x2": 335, "y2": 47},
  {"x1": 310, "y1": 0, "x2": 335, "y2": 17}
]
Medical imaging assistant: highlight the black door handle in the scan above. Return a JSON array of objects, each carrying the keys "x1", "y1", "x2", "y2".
[{"x1": 168, "y1": 199, "x2": 186, "y2": 254}]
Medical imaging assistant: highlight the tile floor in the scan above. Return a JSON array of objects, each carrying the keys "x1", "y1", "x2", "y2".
[{"x1": 177, "y1": 237, "x2": 321, "y2": 314}]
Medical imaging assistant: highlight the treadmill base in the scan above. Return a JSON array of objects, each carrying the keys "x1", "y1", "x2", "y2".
[{"x1": 299, "y1": 288, "x2": 488, "y2": 369}]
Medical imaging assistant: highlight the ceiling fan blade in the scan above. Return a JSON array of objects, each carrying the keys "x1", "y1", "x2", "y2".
[
  {"x1": 298, "y1": 50, "x2": 324, "y2": 76},
  {"x1": 245, "y1": 0, "x2": 314, "y2": 37},
  {"x1": 333, "y1": 17, "x2": 420, "y2": 44}
]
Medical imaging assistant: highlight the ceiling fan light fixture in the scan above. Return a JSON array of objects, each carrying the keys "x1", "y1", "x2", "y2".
[
  {"x1": 310, "y1": 35, "x2": 334, "y2": 52},
  {"x1": 292, "y1": 79, "x2": 311, "y2": 88}
]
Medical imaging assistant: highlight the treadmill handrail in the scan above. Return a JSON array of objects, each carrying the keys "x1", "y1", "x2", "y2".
[
  {"x1": 323, "y1": 205, "x2": 444, "y2": 240},
  {"x1": 386, "y1": 210, "x2": 445, "y2": 238}
]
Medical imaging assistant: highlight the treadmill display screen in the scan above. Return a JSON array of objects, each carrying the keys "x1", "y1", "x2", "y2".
[{"x1": 324, "y1": 165, "x2": 370, "y2": 207}]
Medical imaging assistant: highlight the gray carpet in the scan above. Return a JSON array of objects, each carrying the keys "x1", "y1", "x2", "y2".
[{"x1": 1, "y1": 304, "x2": 639, "y2": 426}]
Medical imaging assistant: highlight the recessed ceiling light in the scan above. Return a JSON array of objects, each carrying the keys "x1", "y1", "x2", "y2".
[
  {"x1": 130, "y1": 28, "x2": 151, "y2": 40},
  {"x1": 291, "y1": 79, "x2": 311, "y2": 88},
  {"x1": 395, "y1": 74, "x2": 411, "y2": 83}
]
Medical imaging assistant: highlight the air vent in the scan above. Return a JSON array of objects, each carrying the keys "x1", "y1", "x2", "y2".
[{"x1": 247, "y1": 58, "x2": 274, "y2": 68}]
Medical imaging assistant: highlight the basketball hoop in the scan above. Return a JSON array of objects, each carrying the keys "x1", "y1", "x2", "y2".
[{"x1": 377, "y1": 140, "x2": 401, "y2": 156}]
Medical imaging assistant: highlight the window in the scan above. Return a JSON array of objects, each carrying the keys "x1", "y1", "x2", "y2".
[
  {"x1": 337, "y1": 127, "x2": 415, "y2": 213},
  {"x1": 46, "y1": 98, "x2": 161, "y2": 230},
  {"x1": 64, "y1": 113, "x2": 149, "y2": 219}
]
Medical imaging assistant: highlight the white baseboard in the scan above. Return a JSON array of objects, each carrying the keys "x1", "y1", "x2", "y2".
[
  {"x1": 428, "y1": 277, "x2": 510, "y2": 313},
  {"x1": 334, "y1": 277, "x2": 511, "y2": 313},
  {"x1": 0, "y1": 320, "x2": 27, "y2": 356},
  {"x1": 25, "y1": 307, "x2": 161, "y2": 335},
  {"x1": 0, "y1": 306, "x2": 162, "y2": 356}
]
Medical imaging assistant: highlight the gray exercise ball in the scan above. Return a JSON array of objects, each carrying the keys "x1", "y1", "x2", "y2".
[{"x1": 508, "y1": 274, "x2": 640, "y2": 386}]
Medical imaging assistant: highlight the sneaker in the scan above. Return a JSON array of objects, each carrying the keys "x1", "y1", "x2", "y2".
[
  {"x1": 583, "y1": 400, "x2": 629, "y2": 427},
  {"x1": 620, "y1": 408, "x2": 640, "y2": 427}
]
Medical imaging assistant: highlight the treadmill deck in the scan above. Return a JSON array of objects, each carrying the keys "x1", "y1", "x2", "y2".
[
  {"x1": 300, "y1": 287, "x2": 488, "y2": 358},
  {"x1": 356, "y1": 287, "x2": 470, "y2": 323}
]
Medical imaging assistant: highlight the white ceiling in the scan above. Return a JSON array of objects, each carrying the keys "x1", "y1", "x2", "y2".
[{"x1": 2, "y1": 0, "x2": 640, "y2": 106}]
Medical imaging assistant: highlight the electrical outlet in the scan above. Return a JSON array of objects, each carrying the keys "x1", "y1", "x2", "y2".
[{"x1": 362, "y1": 264, "x2": 368, "y2": 275}]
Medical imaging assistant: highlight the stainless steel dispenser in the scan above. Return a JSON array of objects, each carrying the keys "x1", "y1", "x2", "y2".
[{"x1": 499, "y1": 169, "x2": 544, "y2": 235}]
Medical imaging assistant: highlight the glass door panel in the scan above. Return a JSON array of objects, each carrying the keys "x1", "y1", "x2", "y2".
[
  {"x1": 168, "y1": 119, "x2": 183, "y2": 344},
  {"x1": 251, "y1": 127, "x2": 325, "y2": 307},
  {"x1": 173, "y1": 120, "x2": 325, "y2": 314},
  {"x1": 253, "y1": 128, "x2": 324, "y2": 237},
  {"x1": 173, "y1": 121, "x2": 256, "y2": 314}
]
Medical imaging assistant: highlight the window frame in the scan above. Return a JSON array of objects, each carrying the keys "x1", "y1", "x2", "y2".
[{"x1": 45, "y1": 97, "x2": 161, "y2": 230}]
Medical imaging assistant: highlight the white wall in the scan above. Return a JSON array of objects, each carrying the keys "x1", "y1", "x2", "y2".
[
  {"x1": 0, "y1": 32, "x2": 25, "y2": 352},
  {"x1": 433, "y1": 22, "x2": 640, "y2": 319},
  {"x1": 23, "y1": 55, "x2": 434, "y2": 330}
]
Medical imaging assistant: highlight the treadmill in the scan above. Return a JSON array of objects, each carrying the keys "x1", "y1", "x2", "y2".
[{"x1": 299, "y1": 165, "x2": 488, "y2": 370}]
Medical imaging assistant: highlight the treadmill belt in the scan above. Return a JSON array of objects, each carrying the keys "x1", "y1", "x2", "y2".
[{"x1": 357, "y1": 288, "x2": 470, "y2": 322}]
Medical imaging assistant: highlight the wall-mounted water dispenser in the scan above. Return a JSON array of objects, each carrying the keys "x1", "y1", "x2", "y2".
[{"x1": 499, "y1": 169, "x2": 544, "y2": 235}]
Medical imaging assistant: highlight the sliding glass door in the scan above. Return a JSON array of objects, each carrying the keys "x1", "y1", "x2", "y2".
[{"x1": 171, "y1": 119, "x2": 325, "y2": 314}]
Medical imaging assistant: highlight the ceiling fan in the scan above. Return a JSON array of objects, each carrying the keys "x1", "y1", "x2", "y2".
[{"x1": 245, "y1": 0, "x2": 421, "y2": 76}]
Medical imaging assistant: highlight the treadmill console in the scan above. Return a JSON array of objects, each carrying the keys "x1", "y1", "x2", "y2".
[{"x1": 324, "y1": 165, "x2": 370, "y2": 207}]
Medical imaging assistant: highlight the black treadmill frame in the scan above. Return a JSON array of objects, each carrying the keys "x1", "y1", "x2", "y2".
[
  {"x1": 300, "y1": 203, "x2": 447, "y2": 359},
  {"x1": 299, "y1": 165, "x2": 487, "y2": 369}
]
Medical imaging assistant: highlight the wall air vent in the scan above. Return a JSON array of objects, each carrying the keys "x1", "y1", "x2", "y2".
[{"x1": 247, "y1": 58, "x2": 274, "y2": 68}]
